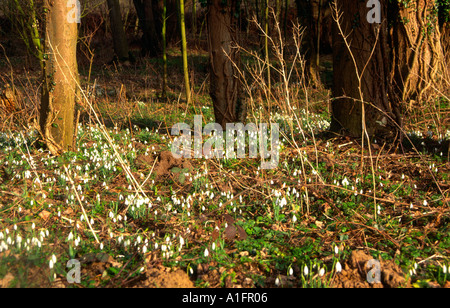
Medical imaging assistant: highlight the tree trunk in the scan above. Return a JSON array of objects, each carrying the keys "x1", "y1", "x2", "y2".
[
  {"x1": 40, "y1": 0, "x2": 78, "y2": 154},
  {"x1": 330, "y1": 0, "x2": 401, "y2": 139},
  {"x1": 442, "y1": 23, "x2": 450, "y2": 75},
  {"x1": 265, "y1": 0, "x2": 271, "y2": 96},
  {"x1": 390, "y1": 0, "x2": 448, "y2": 108},
  {"x1": 162, "y1": 0, "x2": 168, "y2": 97},
  {"x1": 439, "y1": 1, "x2": 450, "y2": 73},
  {"x1": 207, "y1": 0, "x2": 246, "y2": 127},
  {"x1": 133, "y1": 0, "x2": 162, "y2": 57},
  {"x1": 295, "y1": 0, "x2": 322, "y2": 88},
  {"x1": 107, "y1": 0, "x2": 130, "y2": 61},
  {"x1": 192, "y1": 0, "x2": 197, "y2": 37},
  {"x1": 179, "y1": 0, "x2": 192, "y2": 105}
]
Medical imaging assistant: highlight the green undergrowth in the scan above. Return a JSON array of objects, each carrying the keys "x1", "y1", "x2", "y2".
[{"x1": 0, "y1": 104, "x2": 449, "y2": 288}]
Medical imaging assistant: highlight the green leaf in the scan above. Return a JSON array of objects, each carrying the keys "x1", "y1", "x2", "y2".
[
  {"x1": 179, "y1": 173, "x2": 185, "y2": 184},
  {"x1": 171, "y1": 167, "x2": 181, "y2": 173},
  {"x1": 107, "y1": 267, "x2": 120, "y2": 276}
]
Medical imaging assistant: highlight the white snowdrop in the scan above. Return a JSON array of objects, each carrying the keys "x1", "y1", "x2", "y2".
[{"x1": 335, "y1": 261, "x2": 342, "y2": 273}]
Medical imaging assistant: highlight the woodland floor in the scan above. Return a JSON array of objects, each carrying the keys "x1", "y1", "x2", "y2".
[{"x1": 0, "y1": 36, "x2": 449, "y2": 289}]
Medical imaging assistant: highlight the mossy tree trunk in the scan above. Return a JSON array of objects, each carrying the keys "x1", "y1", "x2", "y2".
[
  {"x1": 10, "y1": 0, "x2": 44, "y2": 67},
  {"x1": 179, "y1": 0, "x2": 191, "y2": 105},
  {"x1": 439, "y1": 0, "x2": 450, "y2": 72},
  {"x1": 390, "y1": 0, "x2": 448, "y2": 108},
  {"x1": 40, "y1": 0, "x2": 78, "y2": 154}
]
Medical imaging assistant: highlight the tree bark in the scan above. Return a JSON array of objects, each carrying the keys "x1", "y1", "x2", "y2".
[
  {"x1": 442, "y1": 23, "x2": 450, "y2": 75},
  {"x1": 207, "y1": 0, "x2": 246, "y2": 127},
  {"x1": 133, "y1": 0, "x2": 162, "y2": 57},
  {"x1": 40, "y1": 0, "x2": 78, "y2": 154},
  {"x1": 439, "y1": 1, "x2": 450, "y2": 73},
  {"x1": 390, "y1": 0, "x2": 448, "y2": 108},
  {"x1": 330, "y1": 0, "x2": 401, "y2": 139},
  {"x1": 295, "y1": 0, "x2": 323, "y2": 88},
  {"x1": 107, "y1": 0, "x2": 130, "y2": 61}
]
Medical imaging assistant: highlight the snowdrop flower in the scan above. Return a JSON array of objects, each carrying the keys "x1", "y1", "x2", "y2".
[
  {"x1": 335, "y1": 261, "x2": 342, "y2": 273},
  {"x1": 303, "y1": 265, "x2": 309, "y2": 276},
  {"x1": 51, "y1": 254, "x2": 57, "y2": 264},
  {"x1": 275, "y1": 277, "x2": 280, "y2": 286},
  {"x1": 342, "y1": 177, "x2": 349, "y2": 187},
  {"x1": 204, "y1": 248, "x2": 209, "y2": 257},
  {"x1": 423, "y1": 200, "x2": 428, "y2": 206},
  {"x1": 289, "y1": 267, "x2": 294, "y2": 276},
  {"x1": 319, "y1": 267, "x2": 325, "y2": 277},
  {"x1": 179, "y1": 236, "x2": 185, "y2": 247},
  {"x1": 334, "y1": 245, "x2": 339, "y2": 255},
  {"x1": 442, "y1": 264, "x2": 447, "y2": 274}
]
